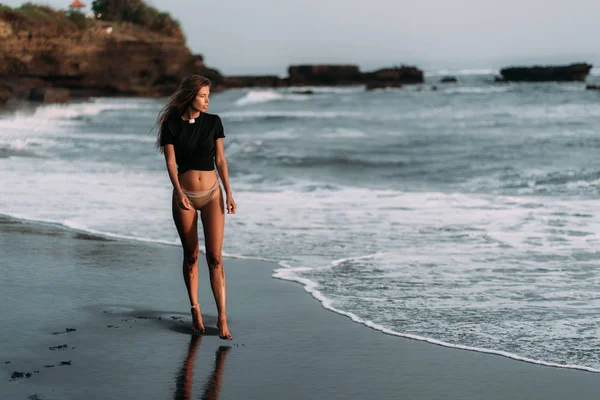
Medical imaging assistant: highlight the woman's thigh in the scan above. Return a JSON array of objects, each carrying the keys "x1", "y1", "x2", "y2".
[
  {"x1": 172, "y1": 192, "x2": 199, "y2": 252},
  {"x1": 199, "y1": 187, "x2": 225, "y2": 256}
]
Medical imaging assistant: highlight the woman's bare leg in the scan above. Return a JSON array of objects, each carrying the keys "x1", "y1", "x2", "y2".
[
  {"x1": 200, "y1": 188, "x2": 232, "y2": 340},
  {"x1": 172, "y1": 194, "x2": 205, "y2": 332}
]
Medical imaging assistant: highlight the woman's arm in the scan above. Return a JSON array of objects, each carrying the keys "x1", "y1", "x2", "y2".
[
  {"x1": 164, "y1": 144, "x2": 192, "y2": 210},
  {"x1": 215, "y1": 138, "x2": 236, "y2": 214}
]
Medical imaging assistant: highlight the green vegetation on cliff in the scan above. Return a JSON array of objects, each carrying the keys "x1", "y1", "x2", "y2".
[
  {"x1": 0, "y1": 3, "x2": 85, "y2": 32},
  {"x1": 0, "y1": 1, "x2": 181, "y2": 36},
  {"x1": 92, "y1": 0, "x2": 180, "y2": 35}
]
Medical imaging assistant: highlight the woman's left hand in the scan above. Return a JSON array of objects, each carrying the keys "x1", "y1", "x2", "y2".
[{"x1": 226, "y1": 195, "x2": 237, "y2": 214}]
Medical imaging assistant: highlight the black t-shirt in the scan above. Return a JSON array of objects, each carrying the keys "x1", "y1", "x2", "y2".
[{"x1": 160, "y1": 112, "x2": 225, "y2": 173}]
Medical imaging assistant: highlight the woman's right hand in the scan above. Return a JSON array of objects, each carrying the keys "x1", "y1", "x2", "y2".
[{"x1": 175, "y1": 190, "x2": 193, "y2": 210}]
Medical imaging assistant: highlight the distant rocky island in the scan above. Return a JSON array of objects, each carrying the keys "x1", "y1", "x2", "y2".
[
  {"x1": 499, "y1": 63, "x2": 593, "y2": 82},
  {"x1": 225, "y1": 65, "x2": 424, "y2": 90},
  {"x1": 0, "y1": 2, "x2": 595, "y2": 104}
]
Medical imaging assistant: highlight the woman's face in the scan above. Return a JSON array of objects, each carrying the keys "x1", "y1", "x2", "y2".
[{"x1": 191, "y1": 85, "x2": 210, "y2": 112}]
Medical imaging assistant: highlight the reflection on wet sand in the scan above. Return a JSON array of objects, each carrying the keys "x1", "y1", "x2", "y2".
[{"x1": 174, "y1": 335, "x2": 231, "y2": 400}]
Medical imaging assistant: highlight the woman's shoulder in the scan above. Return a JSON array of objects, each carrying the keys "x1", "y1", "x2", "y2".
[
  {"x1": 202, "y1": 112, "x2": 222, "y2": 123},
  {"x1": 200, "y1": 113, "x2": 223, "y2": 132}
]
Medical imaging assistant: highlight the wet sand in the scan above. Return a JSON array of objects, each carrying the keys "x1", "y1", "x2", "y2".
[{"x1": 1, "y1": 215, "x2": 600, "y2": 399}]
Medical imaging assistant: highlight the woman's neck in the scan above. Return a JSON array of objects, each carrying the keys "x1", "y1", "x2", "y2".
[{"x1": 185, "y1": 108, "x2": 200, "y2": 121}]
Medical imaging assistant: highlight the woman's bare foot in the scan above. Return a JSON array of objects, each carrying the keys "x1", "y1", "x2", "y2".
[
  {"x1": 217, "y1": 317, "x2": 232, "y2": 340},
  {"x1": 191, "y1": 304, "x2": 205, "y2": 333}
]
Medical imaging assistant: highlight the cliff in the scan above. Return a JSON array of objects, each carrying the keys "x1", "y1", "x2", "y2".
[{"x1": 0, "y1": 5, "x2": 224, "y2": 104}]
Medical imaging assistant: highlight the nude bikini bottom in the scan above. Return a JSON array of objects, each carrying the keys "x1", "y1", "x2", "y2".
[{"x1": 180, "y1": 180, "x2": 221, "y2": 209}]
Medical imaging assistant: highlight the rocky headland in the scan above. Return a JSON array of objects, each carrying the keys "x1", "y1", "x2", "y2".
[{"x1": 0, "y1": 3, "x2": 223, "y2": 104}]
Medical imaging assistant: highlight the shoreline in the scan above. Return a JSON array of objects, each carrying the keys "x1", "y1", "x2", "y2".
[
  {"x1": 273, "y1": 265, "x2": 600, "y2": 374},
  {"x1": 2, "y1": 215, "x2": 600, "y2": 399}
]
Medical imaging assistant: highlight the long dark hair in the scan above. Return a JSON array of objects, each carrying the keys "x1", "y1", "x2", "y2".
[{"x1": 155, "y1": 75, "x2": 211, "y2": 153}]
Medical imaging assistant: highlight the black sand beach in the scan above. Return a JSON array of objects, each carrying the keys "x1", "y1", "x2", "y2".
[{"x1": 1, "y1": 215, "x2": 600, "y2": 400}]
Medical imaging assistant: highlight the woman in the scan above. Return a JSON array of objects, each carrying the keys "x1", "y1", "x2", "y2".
[{"x1": 156, "y1": 75, "x2": 236, "y2": 340}]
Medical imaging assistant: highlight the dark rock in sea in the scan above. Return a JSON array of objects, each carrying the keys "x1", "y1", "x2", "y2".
[
  {"x1": 227, "y1": 65, "x2": 424, "y2": 89},
  {"x1": 440, "y1": 76, "x2": 457, "y2": 83},
  {"x1": 288, "y1": 64, "x2": 420, "y2": 86},
  {"x1": 49, "y1": 344, "x2": 68, "y2": 351},
  {"x1": 59, "y1": 360, "x2": 72, "y2": 366},
  {"x1": 223, "y1": 75, "x2": 286, "y2": 88},
  {"x1": 29, "y1": 87, "x2": 70, "y2": 103},
  {"x1": 500, "y1": 63, "x2": 592, "y2": 82},
  {"x1": 365, "y1": 82, "x2": 403, "y2": 91},
  {"x1": 364, "y1": 66, "x2": 424, "y2": 85},
  {"x1": 290, "y1": 90, "x2": 314, "y2": 95},
  {"x1": 288, "y1": 64, "x2": 362, "y2": 86},
  {"x1": 586, "y1": 84, "x2": 600, "y2": 90}
]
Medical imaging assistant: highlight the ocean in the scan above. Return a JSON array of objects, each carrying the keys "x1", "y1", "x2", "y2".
[{"x1": 2, "y1": 68, "x2": 600, "y2": 372}]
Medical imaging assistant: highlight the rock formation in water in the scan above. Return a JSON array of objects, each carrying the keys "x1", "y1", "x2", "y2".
[
  {"x1": 440, "y1": 76, "x2": 457, "y2": 83},
  {"x1": 287, "y1": 65, "x2": 363, "y2": 85},
  {"x1": 227, "y1": 65, "x2": 424, "y2": 89},
  {"x1": 500, "y1": 63, "x2": 592, "y2": 82}
]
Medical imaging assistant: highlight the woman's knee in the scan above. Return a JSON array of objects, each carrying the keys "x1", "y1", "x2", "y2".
[
  {"x1": 183, "y1": 246, "x2": 200, "y2": 265},
  {"x1": 205, "y1": 251, "x2": 222, "y2": 270}
]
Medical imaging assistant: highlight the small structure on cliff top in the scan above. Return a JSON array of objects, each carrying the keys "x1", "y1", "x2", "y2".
[{"x1": 69, "y1": 0, "x2": 85, "y2": 9}]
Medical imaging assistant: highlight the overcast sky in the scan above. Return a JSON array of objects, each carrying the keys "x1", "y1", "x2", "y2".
[{"x1": 4, "y1": 0, "x2": 599, "y2": 75}]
